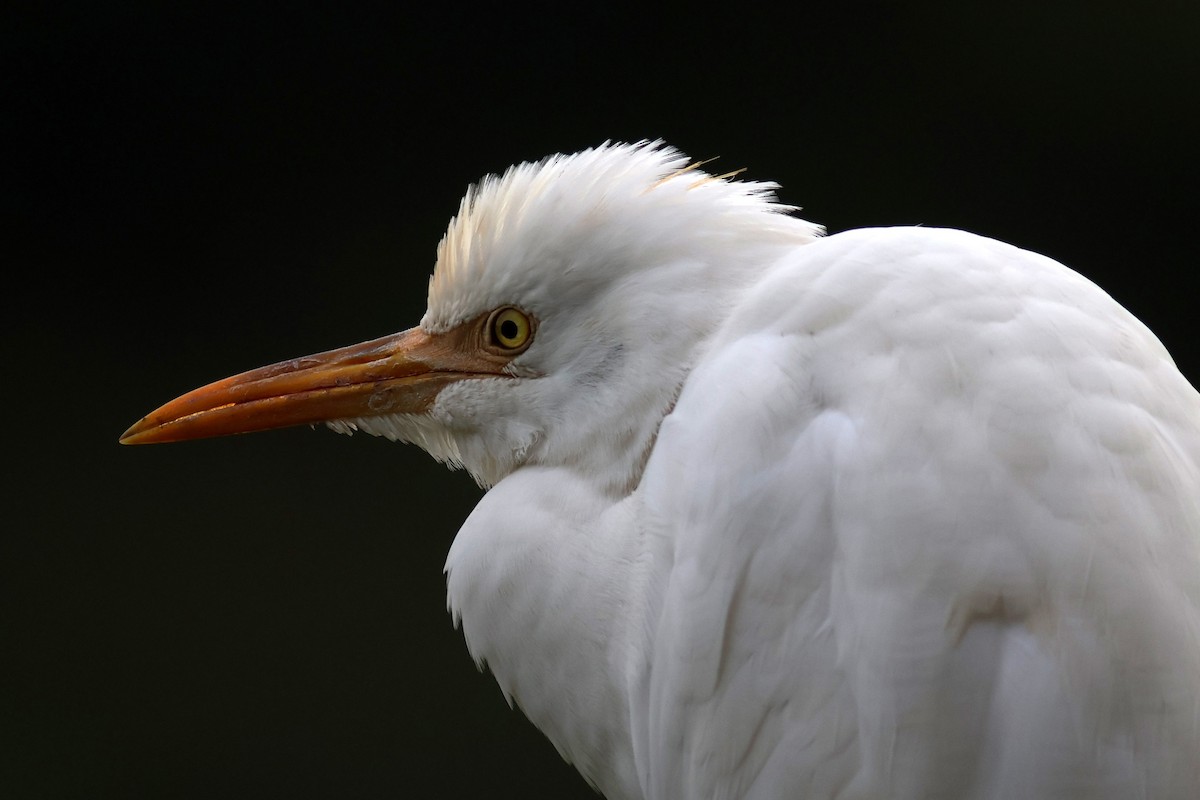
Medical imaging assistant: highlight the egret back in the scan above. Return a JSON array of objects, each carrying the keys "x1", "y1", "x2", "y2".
[{"x1": 632, "y1": 227, "x2": 1200, "y2": 799}]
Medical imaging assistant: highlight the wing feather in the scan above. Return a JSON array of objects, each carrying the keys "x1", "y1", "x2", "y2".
[{"x1": 630, "y1": 227, "x2": 1200, "y2": 799}]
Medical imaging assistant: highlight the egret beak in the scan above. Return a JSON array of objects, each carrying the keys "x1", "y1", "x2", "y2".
[{"x1": 120, "y1": 322, "x2": 509, "y2": 445}]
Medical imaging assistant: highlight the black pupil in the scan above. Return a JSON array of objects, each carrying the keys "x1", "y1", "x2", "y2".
[{"x1": 499, "y1": 318, "x2": 520, "y2": 342}]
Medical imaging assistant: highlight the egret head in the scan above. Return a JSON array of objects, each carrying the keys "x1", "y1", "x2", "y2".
[{"x1": 121, "y1": 141, "x2": 821, "y2": 491}]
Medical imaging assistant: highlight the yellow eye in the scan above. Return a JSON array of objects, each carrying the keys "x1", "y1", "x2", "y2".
[{"x1": 489, "y1": 307, "x2": 533, "y2": 350}]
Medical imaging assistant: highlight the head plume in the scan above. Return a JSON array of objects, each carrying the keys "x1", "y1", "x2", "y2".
[{"x1": 423, "y1": 140, "x2": 820, "y2": 332}]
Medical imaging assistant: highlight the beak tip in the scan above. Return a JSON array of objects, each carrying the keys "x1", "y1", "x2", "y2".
[{"x1": 119, "y1": 419, "x2": 151, "y2": 445}]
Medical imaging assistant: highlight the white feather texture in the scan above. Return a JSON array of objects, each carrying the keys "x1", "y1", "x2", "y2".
[
  {"x1": 342, "y1": 141, "x2": 821, "y2": 489},
  {"x1": 424, "y1": 141, "x2": 819, "y2": 333},
  {"x1": 349, "y1": 142, "x2": 1200, "y2": 798}
]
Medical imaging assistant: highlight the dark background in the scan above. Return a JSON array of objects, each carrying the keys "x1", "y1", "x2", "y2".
[{"x1": 6, "y1": 2, "x2": 1198, "y2": 798}]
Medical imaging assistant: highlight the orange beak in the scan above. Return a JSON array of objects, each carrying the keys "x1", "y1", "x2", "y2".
[{"x1": 120, "y1": 320, "x2": 513, "y2": 445}]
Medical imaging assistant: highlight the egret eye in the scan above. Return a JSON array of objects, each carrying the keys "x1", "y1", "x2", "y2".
[{"x1": 488, "y1": 307, "x2": 533, "y2": 351}]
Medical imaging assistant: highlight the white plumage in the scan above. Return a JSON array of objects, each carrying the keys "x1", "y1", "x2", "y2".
[{"x1": 124, "y1": 141, "x2": 1200, "y2": 799}]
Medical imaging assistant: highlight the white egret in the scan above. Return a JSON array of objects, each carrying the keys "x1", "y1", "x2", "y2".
[{"x1": 122, "y1": 141, "x2": 1200, "y2": 799}]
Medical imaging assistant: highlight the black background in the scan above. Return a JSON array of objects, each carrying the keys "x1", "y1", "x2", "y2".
[{"x1": 6, "y1": 3, "x2": 1198, "y2": 798}]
